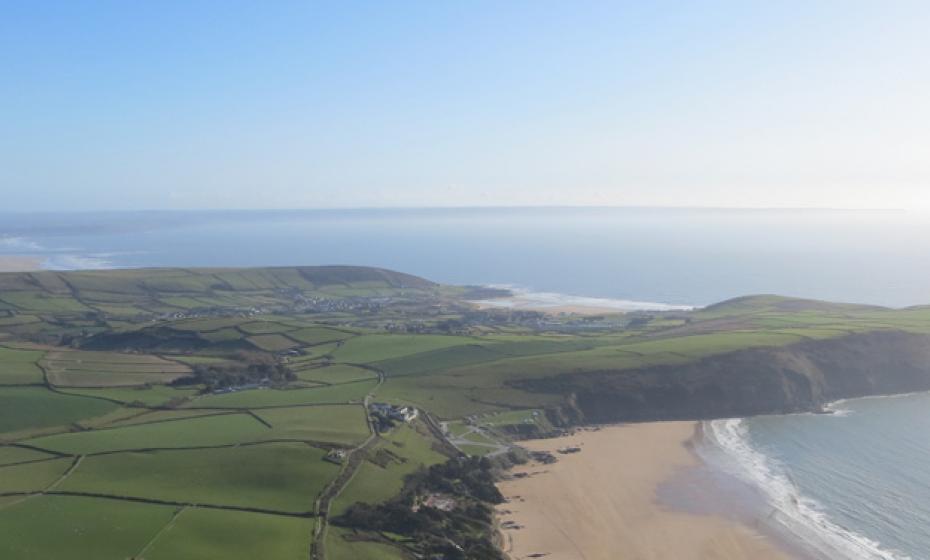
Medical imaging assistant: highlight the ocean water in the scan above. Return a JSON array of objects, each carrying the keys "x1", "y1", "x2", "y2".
[
  {"x1": 3, "y1": 207, "x2": 930, "y2": 307},
  {"x1": 702, "y1": 393, "x2": 930, "y2": 559}
]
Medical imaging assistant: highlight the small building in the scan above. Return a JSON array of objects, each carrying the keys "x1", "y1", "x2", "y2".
[
  {"x1": 324, "y1": 449, "x2": 347, "y2": 464},
  {"x1": 370, "y1": 402, "x2": 418, "y2": 422}
]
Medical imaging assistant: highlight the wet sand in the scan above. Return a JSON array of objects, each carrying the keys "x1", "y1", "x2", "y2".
[
  {"x1": 496, "y1": 422, "x2": 792, "y2": 560},
  {"x1": 0, "y1": 256, "x2": 42, "y2": 272},
  {"x1": 473, "y1": 301, "x2": 624, "y2": 316}
]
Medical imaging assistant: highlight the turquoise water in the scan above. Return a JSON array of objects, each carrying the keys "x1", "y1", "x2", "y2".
[
  {"x1": 704, "y1": 393, "x2": 930, "y2": 559},
  {"x1": 3, "y1": 207, "x2": 930, "y2": 307}
]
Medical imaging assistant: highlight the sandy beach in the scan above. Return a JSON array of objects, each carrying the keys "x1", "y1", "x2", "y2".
[
  {"x1": 0, "y1": 256, "x2": 42, "y2": 272},
  {"x1": 497, "y1": 422, "x2": 792, "y2": 560},
  {"x1": 474, "y1": 301, "x2": 625, "y2": 316}
]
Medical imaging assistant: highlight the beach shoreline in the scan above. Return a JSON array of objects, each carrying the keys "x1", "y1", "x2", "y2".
[
  {"x1": 496, "y1": 421, "x2": 795, "y2": 560},
  {"x1": 0, "y1": 255, "x2": 43, "y2": 272},
  {"x1": 472, "y1": 300, "x2": 628, "y2": 316}
]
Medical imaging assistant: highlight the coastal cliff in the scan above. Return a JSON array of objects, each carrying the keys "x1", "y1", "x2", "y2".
[{"x1": 521, "y1": 330, "x2": 930, "y2": 424}]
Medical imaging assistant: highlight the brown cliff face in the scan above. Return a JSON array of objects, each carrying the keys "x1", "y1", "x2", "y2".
[{"x1": 517, "y1": 331, "x2": 930, "y2": 425}]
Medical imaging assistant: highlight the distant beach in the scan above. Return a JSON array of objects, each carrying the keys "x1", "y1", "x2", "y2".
[
  {"x1": 471, "y1": 286, "x2": 695, "y2": 316},
  {"x1": 0, "y1": 255, "x2": 42, "y2": 272},
  {"x1": 496, "y1": 422, "x2": 792, "y2": 560}
]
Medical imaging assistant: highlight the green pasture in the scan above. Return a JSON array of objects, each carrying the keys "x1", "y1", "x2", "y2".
[
  {"x1": 0, "y1": 457, "x2": 72, "y2": 493},
  {"x1": 144, "y1": 507, "x2": 313, "y2": 560},
  {"x1": 331, "y1": 424, "x2": 446, "y2": 516},
  {"x1": 105, "y1": 409, "x2": 235, "y2": 428},
  {"x1": 0, "y1": 292, "x2": 90, "y2": 313},
  {"x1": 59, "y1": 385, "x2": 197, "y2": 406},
  {"x1": 257, "y1": 405, "x2": 371, "y2": 445},
  {"x1": 188, "y1": 380, "x2": 376, "y2": 408},
  {"x1": 0, "y1": 496, "x2": 175, "y2": 560},
  {"x1": 26, "y1": 412, "x2": 269, "y2": 454},
  {"x1": 287, "y1": 326, "x2": 355, "y2": 345},
  {"x1": 247, "y1": 333, "x2": 301, "y2": 352},
  {"x1": 326, "y1": 527, "x2": 408, "y2": 560},
  {"x1": 238, "y1": 320, "x2": 297, "y2": 335},
  {"x1": 0, "y1": 347, "x2": 44, "y2": 384},
  {"x1": 295, "y1": 364, "x2": 378, "y2": 385},
  {"x1": 61, "y1": 443, "x2": 337, "y2": 513},
  {"x1": 0, "y1": 387, "x2": 118, "y2": 435},
  {"x1": 0, "y1": 445, "x2": 58, "y2": 466},
  {"x1": 332, "y1": 334, "x2": 479, "y2": 363}
]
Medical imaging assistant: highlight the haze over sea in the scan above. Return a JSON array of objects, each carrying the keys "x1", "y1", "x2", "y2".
[{"x1": 2, "y1": 207, "x2": 930, "y2": 308}]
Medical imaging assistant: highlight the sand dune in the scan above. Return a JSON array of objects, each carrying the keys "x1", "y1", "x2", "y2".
[
  {"x1": 0, "y1": 256, "x2": 42, "y2": 272},
  {"x1": 496, "y1": 422, "x2": 791, "y2": 560}
]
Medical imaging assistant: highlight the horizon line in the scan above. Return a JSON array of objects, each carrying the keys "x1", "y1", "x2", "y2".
[{"x1": 1, "y1": 204, "x2": 910, "y2": 215}]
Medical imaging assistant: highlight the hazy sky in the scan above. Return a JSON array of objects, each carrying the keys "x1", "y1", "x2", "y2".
[{"x1": 3, "y1": 1, "x2": 930, "y2": 211}]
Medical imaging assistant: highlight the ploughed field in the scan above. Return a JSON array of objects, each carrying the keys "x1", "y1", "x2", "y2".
[{"x1": 2, "y1": 267, "x2": 930, "y2": 558}]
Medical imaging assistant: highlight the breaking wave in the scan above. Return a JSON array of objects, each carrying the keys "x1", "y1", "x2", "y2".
[
  {"x1": 703, "y1": 418, "x2": 907, "y2": 560},
  {"x1": 472, "y1": 284, "x2": 695, "y2": 312}
]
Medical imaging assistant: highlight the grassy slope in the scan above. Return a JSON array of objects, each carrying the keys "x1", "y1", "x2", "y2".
[
  {"x1": 5, "y1": 267, "x2": 930, "y2": 558},
  {"x1": 60, "y1": 443, "x2": 338, "y2": 513},
  {"x1": 0, "y1": 387, "x2": 119, "y2": 435},
  {"x1": 144, "y1": 508, "x2": 314, "y2": 560},
  {"x1": 331, "y1": 423, "x2": 447, "y2": 516},
  {"x1": 0, "y1": 496, "x2": 175, "y2": 560},
  {"x1": 25, "y1": 413, "x2": 270, "y2": 454}
]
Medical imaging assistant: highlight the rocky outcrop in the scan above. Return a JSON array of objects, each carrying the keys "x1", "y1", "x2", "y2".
[{"x1": 520, "y1": 331, "x2": 930, "y2": 425}]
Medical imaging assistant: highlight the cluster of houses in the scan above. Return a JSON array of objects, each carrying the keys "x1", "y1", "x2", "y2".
[
  {"x1": 411, "y1": 493, "x2": 457, "y2": 513},
  {"x1": 210, "y1": 380, "x2": 269, "y2": 394},
  {"x1": 369, "y1": 402, "x2": 418, "y2": 422}
]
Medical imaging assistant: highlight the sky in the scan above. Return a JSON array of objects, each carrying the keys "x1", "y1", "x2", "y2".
[{"x1": 2, "y1": 0, "x2": 930, "y2": 211}]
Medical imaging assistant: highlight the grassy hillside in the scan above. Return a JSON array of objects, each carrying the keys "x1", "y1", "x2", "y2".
[{"x1": 2, "y1": 266, "x2": 930, "y2": 559}]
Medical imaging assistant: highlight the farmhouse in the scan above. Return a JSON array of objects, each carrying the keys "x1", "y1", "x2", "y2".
[{"x1": 370, "y1": 402, "x2": 418, "y2": 422}]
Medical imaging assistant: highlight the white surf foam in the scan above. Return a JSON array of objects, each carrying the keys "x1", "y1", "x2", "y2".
[
  {"x1": 823, "y1": 399, "x2": 854, "y2": 417},
  {"x1": 41, "y1": 254, "x2": 115, "y2": 270},
  {"x1": 471, "y1": 284, "x2": 695, "y2": 312},
  {"x1": 704, "y1": 418, "x2": 908, "y2": 560},
  {"x1": 0, "y1": 235, "x2": 43, "y2": 252}
]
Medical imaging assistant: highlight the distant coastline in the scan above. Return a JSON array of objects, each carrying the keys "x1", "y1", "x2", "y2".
[
  {"x1": 0, "y1": 255, "x2": 42, "y2": 272},
  {"x1": 470, "y1": 285, "x2": 696, "y2": 315}
]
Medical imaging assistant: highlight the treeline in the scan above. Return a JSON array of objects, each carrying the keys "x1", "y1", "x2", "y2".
[
  {"x1": 334, "y1": 456, "x2": 506, "y2": 560},
  {"x1": 171, "y1": 352, "x2": 294, "y2": 392}
]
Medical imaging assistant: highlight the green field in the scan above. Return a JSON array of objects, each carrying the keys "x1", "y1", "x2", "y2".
[
  {"x1": 188, "y1": 380, "x2": 376, "y2": 408},
  {"x1": 0, "y1": 347, "x2": 45, "y2": 384},
  {"x1": 0, "y1": 387, "x2": 118, "y2": 436},
  {"x1": 26, "y1": 413, "x2": 269, "y2": 454},
  {"x1": 325, "y1": 527, "x2": 407, "y2": 560},
  {"x1": 59, "y1": 385, "x2": 198, "y2": 406},
  {"x1": 60, "y1": 443, "x2": 337, "y2": 513},
  {"x1": 0, "y1": 445, "x2": 58, "y2": 466},
  {"x1": 247, "y1": 334, "x2": 302, "y2": 352},
  {"x1": 295, "y1": 364, "x2": 378, "y2": 385},
  {"x1": 0, "y1": 457, "x2": 73, "y2": 493},
  {"x1": 287, "y1": 326, "x2": 355, "y2": 345},
  {"x1": 144, "y1": 508, "x2": 314, "y2": 560},
  {"x1": 331, "y1": 424, "x2": 446, "y2": 516},
  {"x1": 0, "y1": 496, "x2": 175, "y2": 560},
  {"x1": 258, "y1": 405, "x2": 371, "y2": 445},
  {"x1": 41, "y1": 350, "x2": 190, "y2": 387},
  {"x1": 333, "y1": 334, "x2": 479, "y2": 363}
]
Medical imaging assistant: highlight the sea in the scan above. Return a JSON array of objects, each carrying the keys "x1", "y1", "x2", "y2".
[
  {"x1": 699, "y1": 393, "x2": 930, "y2": 560},
  {"x1": 4, "y1": 206, "x2": 930, "y2": 558}
]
